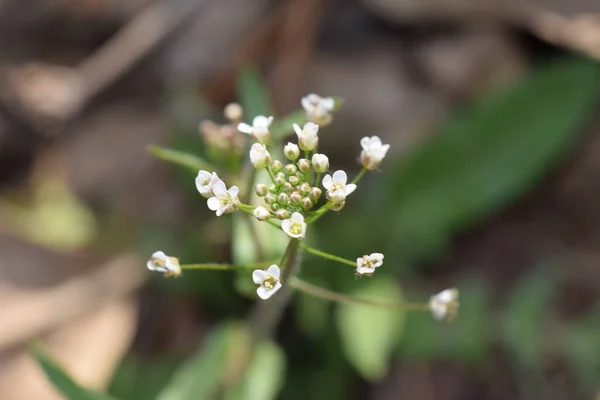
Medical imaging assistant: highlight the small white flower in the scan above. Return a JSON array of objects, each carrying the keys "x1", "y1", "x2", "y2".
[
  {"x1": 355, "y1": 253, "x2": 384, "y2": 275},
  {"x1": 237, "y1": 115, "x2": 273, "y2": 144},
  {"x1": 252, "y1": 264, "x2": 282, "y2": 300},
  {"x1": 281, "y1": 212, "x2": 307, "y2": 240},
  {"x1": 429, "y1": 288, "x2": 460, "y2": 322},
  {"x1": 311, "y1": 153, "x2": 329, "y2": 173},
  {"x1": 195, "y1": 170, "x2": 221, "y2": 198},
  {"x1": 207, "y1": 180, "x2": 240, "y2": 216},
  {"x1": 249, "y1": 143, "x2": 272, "y2": 169},
  {"x1": 322, "y1": 170, "x2": 357, "y2": 203},
  {"x1": 293, "y1": 122, "x2": 319, "y2": 152},
  {"x1": 301, "y1": 93, "x2": 335, "y2": 125},
  {"x1": 360, "y1": 136, "x2": 390, "y2": 170},
  {"x1": 147, "y1": 251, "x2": 181, "y2": 277},
  {"x1": 253, "y1": 206, "x2": 271, "y2": 221}
]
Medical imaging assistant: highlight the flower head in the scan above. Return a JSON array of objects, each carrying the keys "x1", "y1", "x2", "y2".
[
  {"x1": 322, "y1": 170, "x2": 356, "y2": 203},
  {"x1": 252, "y1": 264, "x2": 282, "y2": 300},
  {"x1": 237, "y1": 115, "x2": 273, "y2": 145},
  {"x1": 249, "y1": 143, "x2": 271, "y2": 169},
  {"x1": 207, "y1": 180, "x2": 240, "y2": 216},
  {"x1": 195, "y1": 170, "x2": 221, "y2": 198},
  {"x1": 147, "y1": 251, "x2": 181, "y2": 277},
  {"x1": 301, "y1": 94, "x2": 335, "y2": 125},
  {"x1": 429, "y1": 288, "x2": 460, "y2": 322},
  {"x1": 281, "y1": 212, "x2": 307, "y2": 239},
  {"x1": 293, "y1": 122, "x2": 319, "y2": 152},
  {"x1": 356, "y1": 253, "x2": 384, "y2": 276},
  {"x1": 360, "y1": 136, "x2": 390, "y2": 170},
  {"x1": 253, "y1": 206, "x2": 271, "y2": 221}
]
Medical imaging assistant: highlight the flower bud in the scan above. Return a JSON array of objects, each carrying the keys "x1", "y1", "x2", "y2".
[
  {"x1": 331, "y1": 201, "x2": 345, "y2": 212},
  {"x1": 298, "y1": 182, "x2": 311, "y2": 195},
  {"x1": 250, "y1": 143, "x2": 271, "y2": 169},
  {"x1": 302, "y1": 197, "x2": 313, "y2": 211},
  {"x1": 297, "y1": 159, "x2": 311, "y2": 174},
  {"x1": 282, "y1": 182, "x2": 294, "y2": 193},
  {"x1": 274, "y1": 176, "x2": 286, "y2": 186},
  {"x1": 271, "y1": 202, "x2": 282, "y2": 211},
  {"x1": 309, "y1": 187, "x2": 322, "y2": 201},
  {"x1": 268, "y1": 184, "x2": 277, "y2": 193},
  {"x1": 253, "y1": 206, "x2": 271, "y2": 221},
  {"x1": 290, "y1": 191, "x2": 302, "y2": 205},
  {"x1": 271, "y1": 160, "x2": 283, "y2": 174},
  {"x1": 284, "y1": 164, "x2": 297, "y2": 175},
  {"x1": 284, "y1": 142, "x2": 300, "y2": 161},
  {"x1": 275, "y1": 209, "x2": 290, "y2": 220},
  {"x1": 224, "y1": 102, "x2": 243, "y2": 122},
  {"x1": 277, "y1": 193, "x2": 290, "y2": 206},
  {"x1": 288, "y1": 176, "x2": 299, "y2": 186},
  {"x1": 311, "y1": 153, "x2": 329, "y2": 173},
  {"x1": 264, "y1": 193, "x2": 276, "y2": 204},
  {"x1": 294, "y1": 123, "x2": 319, "y2": 152}
]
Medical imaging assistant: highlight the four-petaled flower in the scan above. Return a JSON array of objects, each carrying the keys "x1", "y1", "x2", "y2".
[
  {"x1": 207, "y1": 180, "x2": 240, "y2": 216},
  {"x1": 147, "y1": 251, "x2": 181, "y2": 277},
  {"x1": 301, "y1": 94, "x2": 335, "y2": 125},
  {"x1": 249, "y1": 143, "x2": 271, "y2": 169},
  {"x1": 322, "y1": 170, "x2": 356, "y2": 203},
  {"x1": 195, "y1": 170, "x2": 221, "y2": 198},
  {"x1": 237, "y1": 115, "x2": 274, "y2": 144},
  {"x1": 293, "y1": 122, "x2": 319, "y2": 152},
  {"x1": 281, "y1": 212, "x2": 307, "y2": 240},
  {"x1": 360, "y1": 136, "x2": 390, "y2": 170},
  {"x1": 429, "y1": 288, "x2": 460, "y2": 322},
  {"x1": 356, "y1": 253, "x2": 384, "y2": 276},
  {"x1": 252, "y1": 264, "x2": 283, "y2": 300}
]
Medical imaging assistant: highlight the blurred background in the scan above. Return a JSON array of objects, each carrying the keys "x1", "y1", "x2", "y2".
[{"x1": 1, "y1": 0, "x2": 600, "y2": 399}]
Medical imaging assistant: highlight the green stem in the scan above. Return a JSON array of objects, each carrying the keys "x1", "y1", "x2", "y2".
[
  {"x1": 238, "y1": 205, "x2": 281, "y2": 229},
  {"x1": 180, "y1": 259, "x2": 278, "y2": 271},
  {"x1": 266, "y1": 166, "x2": 276, "y2": 183},
  {"x1": 315, "y1": 173, "x2": 322, "y2": 188},
  {"x1": 289, "y1": 277, "x2": 430, "y2": 311},
  {"x1": 299, "y1": 243, "x2": 355, "y2": 267},
  {"x1": 351, "y1": 167, "x2": 367, "y2": 185},
  {"x1": 306, "y1": 202, "x2": 332, "y2": 224}
]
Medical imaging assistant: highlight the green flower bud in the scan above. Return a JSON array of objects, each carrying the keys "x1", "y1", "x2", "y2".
[
  {"x1": 271, "y1": 159, "x2": 283, "y2": 174},
  {"x1": 290, "y1": 191, "x2": 302, "y2": 205},
  {"x1": 275, "y1": 209, "x2": 290, "y2": 220},
  {"x1": 302, "y1": 197, "x2": 313, "y2": 211},
  {"x1": 277, "y1": 193, "x2": 290, "y2": 206},
  {"x1": 288, "y1": 176, "x2": 300, "y2": 186},
  {"x1": 309, "y1": 187, "x2": 322, "y2": 201},
  {"x1": 255, "y1": 183, "x2": 268, "y2": 197},
  {"x1": 284, "y1": 142, "x2": 300, "y2": 161},
  {"x1": 297, "y1": 158, "x2": 311, "y2": 174},
  {"x1": 264, "y1": 193, "x2": 276, "y2": 204}
]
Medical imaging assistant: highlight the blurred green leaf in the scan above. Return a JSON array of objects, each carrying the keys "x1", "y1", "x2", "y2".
[
  {"x1": 31, "y1": 343, "x2": 117, "y2": 400},
  {"x1": 237, "y1": 67, "x2": 272, "y2": 119},
  {"x1": 335, "y1": 280, "x2": 405, "y2": 380},
  {"x1": 503, "y1": 267, "x2": 558, "y2": 370},
  {"x1": 564, "y1": 307, "x2": 600, "y2": 393},
  {"x1": 156, "y1": 322, "x2": 248, "y2": 400},
  {"x1": 148, "y1": 145, "x2": 215, "y2": 172},
  {"x1": 295, "y1": 291, "x2": 331, "y2": 337},
  {"x1": 270, "y1": 97, "x2": 344, "y2": 140},
  {"x1": 387, "y1": 56, "x2": 599, "y2": 260},
  {"x1": 225, "y1": 340, "x2": 286, "y2": 400}
]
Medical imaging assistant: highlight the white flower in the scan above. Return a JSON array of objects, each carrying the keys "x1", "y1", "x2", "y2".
[
  {"x1": 301, "y1": 94, "x2": 335, "y2": 125},
  {"x1": 360, "y1": 136, "x2": 390, "y2": 170},
  {"x1": 355, "y1": 253, "x2": 384, "y2": 275},
  {"x1": 293, "y1": 122, "x2": 319, "y2": 152},
  {"x1": 237, "y1": 115, "x2": 273, "y2": 144},
  {"x1": 429, "y1": 288, "x2": 460, "y2": 322},
  {"x1": 311, "y1": 153, "x2": 329, "y2": 173},
  {"x1": 253, "y1": 206, "x2": 271, "y2": 221},
  {"x1": 322, "y1": 170, "x2": 356, "y2": 203},
  {"x1": 207, "y1": 180, "x2": 240, "y2": 216},
  {"x1": 195, "y1": 170, "x2": 221, "y2": 198},
  {"x1": 252, "y1": 264, "x2": 282, "y2": 300},
  {"x1": 281, "y1": 212, "x2": 307, "y2": 240},
  {"x1": 249, "y1": 143, "x2": 271, "y2": 169},
  {"x1": 147, "y1": 251, "x2": 181, "y2": 277}
]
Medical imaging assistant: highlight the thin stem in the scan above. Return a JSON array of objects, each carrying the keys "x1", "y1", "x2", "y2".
[
  {"x1": 304, "y1": 151, "x2": 310, "y2": 160},
  {"x1": 289, "y1": 277, "x2": 431, "y2": 311},
  {"x1": 238, "y1": 205, "x2": 281, "y2": 229},
  {"x1": 180, "y1": 259, "x2": 278, "y2": 271},
  {"x1": 299, "y1": 243, "x2": 355, "y2": 267},
  {"x1": 351, "y1": 167, "x2": 367, "y2": 185},
  {"x1": 315, "y1": 172, "x2": 322, "y2": 188},
  {"x1": 306, "y1": 202, "x2": 332, "y2": 224},
  {"x1": 266, "y1": 166, "x2": 276, "y2": 183}
]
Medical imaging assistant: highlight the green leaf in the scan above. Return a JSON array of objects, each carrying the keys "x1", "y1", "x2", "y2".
[
  {"x1": 148, "y1": 145, "x2": 215, "y2": 172},
  {"x1": 31, "y1": 343, "x2": 117, "y2": 400},
  {"x1": 386, "y1": 56, "x2": 599, "y2": 259},
  {"x1": 270, "y1": 97, "x2": 344, "y2": 141},
  {"x1": 156, "y1": 322, "x2": 249, "y2": 400},
  {"x1": 237, "y1": 67, "x2": 272, "y2": 119},
  {"x1": 335, "y1": 280, "x2": 405, "y2": 380},
  {"x1": 225, "y1": 340, "x2": 286, "y2": 400}
]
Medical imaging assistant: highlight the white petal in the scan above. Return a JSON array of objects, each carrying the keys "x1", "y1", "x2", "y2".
[
  {"x1": 228, "y1": 185, "x2": 239, "y2": 199},
  {"x1": 151, "y1": 251, "x2": 167, "y2": 260},
  {"x1": 257, "y1": 286, "x2": 272, "y2": 299},
  {"x1": 301, "y1": 97, "x2": 312, "y2": 112},
  {"x1": 253, "y1": 115, "x2": 273, "y2": 128},
  {"x1": 266, "y1": 264, "x2": 280, "y2": 279},
  {"x1": 271, "y1": 281, "x2": 282, "y2": 295},
  {"x1": 322, "y1": 174, "x2": 333, "y2": 190},
  {"x1": 304, "y1": 122, "x2": 319, "y2": 135},
  {"x1": 293, "y1": 124, "x2": 303, "y2": 136},
  {"x1": 281, "y1": 219, "x2": 291, "y2": 234},
  {"x1": 237, "y1": 122, "x2": 253, "y2": 134},
  {"x1": 207, "y1": 197, "x2": 220, "y2": 211},
  {"x1": 360, "y1": 136, "x2": 371, "y2": 150},
  {"x1": 252, "y1": 269, "x2": 267, "y2": 284},
  {"x1": 369, "y1": 136, "x2": 383, "y2": 147},
  {"x1": 345, "y1": 184, "x2": 357, "y2": 196},
  {"x1": 321, "y1": 97, "x2": 335, "y2": 110},
  {"x1": 437, "y1": 289, "x2": 457, "y2": 303},
  {"x1": 371, "y1": 253, "x2": 384, "y2": 260},
  {"x1": 356, "y1": 258, "x2": 364, "y2": 268},
  {"x1": 306, "y1": 93, "x2": 320, "y2": 103},
  {"x1": 146, "y1": 260, "x2": 160, "y2": 271},
  {"x1": 332, "y1": 170, "x2": 347, "y2": 184},
  {"x1": 216, "y1": 207, "x2": 226, "y2": 217},
  {"x1": 290, "y1": 212, "x2": 304, "y2": 222},
  {"x1": 357, "y1": 266, "x2": 375, "y2": 275},
  {"x1": 209, "y1": 172, "x2": 221, "y2": 185},
  {"x1": 211, "y1": 180, "x2": 226, "y2": 197}
]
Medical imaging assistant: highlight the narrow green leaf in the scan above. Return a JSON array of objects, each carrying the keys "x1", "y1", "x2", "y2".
[
  {"x1": 237, "y1": 68, "x2": 272, "y2": 119},
  {"x1": 271, "y1": 97, "x2": 345, "y2": 141},
  {"x1": 31, "y1": 342, "x2": 117, "y2": 400},
  {"x1": 225, "y1": 340, "x2": 286, "y2": 400},
  {"x1": 386, "y1": 56, "x2": 599, "y2": 259},
  {"x1": 148, "y1": 145, "x2": 215, "y2": 172},
  {"x1": 156, "y1": 322, "x2": 248, "y2": 400},
  {"x1": 336, "y1": 280, "x2": 405, "y2": 380}
]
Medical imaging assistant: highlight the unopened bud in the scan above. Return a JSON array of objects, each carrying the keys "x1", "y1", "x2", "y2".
[
  {"x1": 298, "y1": 182, "x2": 311, "y2": 195},
  {"x1": 268, "y1": 184, "x2": 277, "y2": 193},
  {"x1": 264, "y1": 193, "x2": 276, "y2": 204},
  {"x1": 311, "y1": 153, "x2": 329, "y2": 173},
  {"x1": 255, "y1": 184, "x2": 268, "y2": 197},
  {"x1": 297, "y1": 159, "x2": 311, "y2": 174},
  {"x1": 271, "y1": 160, "x2": 283, "y2": 174},
  {"x1": 271, "y1": 202, "x2": 282, "y2": 211},
  {"x1": 282, "y1": 182, "x2": 294, "y2": 193},
  {"x1": 288, "y1": 176, "x2": 299, "y2": 186},
  {"x1": 284, "y1": 142, "x2": 300, "y2": 161},
  {"x1": 290, "y1": 191, "x2": 302, "y2": 205},
  {"x1": 274, "y1": 176, "x2": 286, "y2": 186},
  {"x1": 302, "y1": 197, "x2": 314, "y2": 211},
  {"x1": 284, "y1": 164, "x2": 297, "y2": 175},
  {"x1": 331, "y1": 201, "x2": 345, "y2": 212},
  {"x1": 275, "y1": 209, "x2": 290, "y2": 220},
  {"x1": 277, "y1": 193, "x2": 290, "y2": 206},
  {"x1": 253, "y1": 206, "x2": 271, "y2": 221},
  {"x1": 224, "y1": 102, "x2": 243, "y2": 122},
  {"x1": 309, "y1": 187, "x2": 322, "y2": 201}
]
